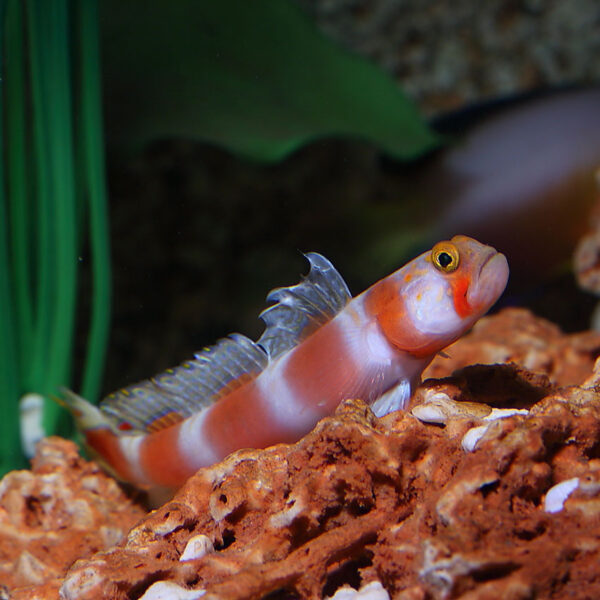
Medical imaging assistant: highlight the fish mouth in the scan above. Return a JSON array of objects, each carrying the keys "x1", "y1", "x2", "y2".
[
  {"x1": 469, "y1": 249, "x2": 510, "y2": 312},
  {"x1": 477, "y1": 248, "x2": 497, "y2": 277}
]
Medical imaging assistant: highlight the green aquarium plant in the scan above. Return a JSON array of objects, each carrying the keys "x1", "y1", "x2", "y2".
[
  {"x1": 101, "y1": 0, "x2": 442, "y2": 161},
  {"x1": 0, "y1": 0, "x2": 110, "y2": 475}
]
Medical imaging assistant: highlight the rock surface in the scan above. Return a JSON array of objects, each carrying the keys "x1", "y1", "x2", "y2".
[
  {"x1": 0, "y1": 438, "x2": 145, "y2": 599},
  {"x1": 4, "y1": 308, "x2": 600, "y2": 599},
  {"x1": 423, "y1": 307, "x2": 600, "y2": 388}
]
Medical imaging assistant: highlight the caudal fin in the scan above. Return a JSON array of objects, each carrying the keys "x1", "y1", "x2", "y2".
[{"x1": 59, "y1": 388, "x2": 115, "y2": 432}]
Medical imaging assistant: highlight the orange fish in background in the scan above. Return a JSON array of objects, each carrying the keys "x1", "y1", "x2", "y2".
[{"x1": 63, "y1": 236, "x2": 508, "y2": 491}]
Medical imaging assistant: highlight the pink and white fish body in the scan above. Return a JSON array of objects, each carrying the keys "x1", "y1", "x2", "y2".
[{"x1": 63, "y1": 235, "x2": 508, "y2": 490}]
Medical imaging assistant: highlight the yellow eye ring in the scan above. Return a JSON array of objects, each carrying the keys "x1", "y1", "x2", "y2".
[{"x1": 431, "y1": 242, "x2": 460, "y2": 273}]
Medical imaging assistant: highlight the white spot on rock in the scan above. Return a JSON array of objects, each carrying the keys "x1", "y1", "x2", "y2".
[
  {"x1": 138, "y1": 581, "x2": 206, "y2": 600},
  {"x1": 545, "y1": 478, "x2": 580, "y2": 513},
  {"x1": 100, "y1": 525, "x2": 126, "y2": 547},
  {"x1": 326, "y1": 581, "x2": 390, "y2": 600},
  {"x1": 424, "y1": 391, "x2": 452, "y2": 403},
  {"x1": 270, "y1": 497, "x2": 304, "y2": 528},
  {"x1": 462, "y1": 408, "x2": 529, "y2": 452},
  {"x1": 14, "y1": 550, "x2": 53, "y2": 586},
  {"x1": 412, "y1": 403, "x2": 448, "y2": 424},
  {"x1": 60, "y1": 565, "x2": 106, "y2": 599},
  {"x1": 485, "y1": 408, "x2": 529, "y2": 421},
  {"x1": 179, "y1": 534, "x2": 214, "y2": 561},
  {"x1": 461, "y1": 425, "x2": 489, "y2": 452}
]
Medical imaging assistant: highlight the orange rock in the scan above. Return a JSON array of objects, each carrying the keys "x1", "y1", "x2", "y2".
[
  {"x1": 0, "y1": 437, "x2": 145, "y2": 598},
  {"x1": 60, "y1": 388, "x2": 600, "y2": 599}
]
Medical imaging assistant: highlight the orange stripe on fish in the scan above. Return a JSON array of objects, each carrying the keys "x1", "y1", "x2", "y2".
[
  {"x1": 451, "y1": 276, "x2": 472, "y2": 318},
  {"x1": 62, "y1": 236, "x2": 509, "y2": 493},
  {"x1": 84, "y1": 428, "x2": 140, "y2": 483},
  {"x1": 139, "y1": 423, "x2": 193, "y2": 487}
]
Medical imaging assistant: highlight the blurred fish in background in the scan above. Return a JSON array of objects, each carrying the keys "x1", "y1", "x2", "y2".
[{"x1": 374, "y1": 87, "x2": 600, "y2": 290}]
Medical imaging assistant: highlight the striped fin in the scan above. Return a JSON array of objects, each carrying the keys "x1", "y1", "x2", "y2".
[
  {"x1": 99, "y1": 334, "x2": 268, "y2": 434},
  {"x1": 258, "y1": 253, "x2": 352, "y2": 360}
]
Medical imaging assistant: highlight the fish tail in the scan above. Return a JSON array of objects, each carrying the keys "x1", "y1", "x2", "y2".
[
  {"x1": 59, "y1": 388, "x2": 115, "y2": 433},
  {"x1": 60, "y1": 388, "x2": 149, "y2": 485}
]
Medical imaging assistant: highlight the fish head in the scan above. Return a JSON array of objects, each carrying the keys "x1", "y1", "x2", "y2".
[
  {"x1": 433, "y1": 234, "x2": 509, "y2": 317},
  {"x1": 366, "y1": 236, "x2": 509, "y2": 357},
  {"x1": 403, "y1": 235, "x2": 509, "y2": 347}
]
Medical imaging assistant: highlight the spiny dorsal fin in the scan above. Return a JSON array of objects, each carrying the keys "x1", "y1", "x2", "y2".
[
  {"x1": 257, "y1": 252, "x2": 351, "y2": 360},
  {"x1": 95, "y1": 253, "x2": 349, "y2": 434},
  {"x1": 100, "y1": 334, "x2": 268, "y2": 434}
]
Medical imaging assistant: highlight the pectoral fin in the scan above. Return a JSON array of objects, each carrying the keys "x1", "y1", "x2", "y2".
[{"x1": 370, "y1": 379, "x2": 411, "y2": 417}]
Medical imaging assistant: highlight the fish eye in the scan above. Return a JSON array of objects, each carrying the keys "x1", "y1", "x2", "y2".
[{"x1": 431, "y1": 242, "x2": 460, "y2": 273}]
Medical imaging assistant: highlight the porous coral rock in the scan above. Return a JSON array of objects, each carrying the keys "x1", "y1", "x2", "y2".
[
  {"x1": 60, "y1": 400, "x2": 403, "y2": 599},
  {"x1": 59, "y1": 383, "x2": 600, "y2": 599},
  {"x1": 424, "y1": 307, "x2": 600, "y2": 387},
  {"x1": 6, "y1": 308, "x2": 600, "y2": 599},
  {"x1": 0, "y1": 437, "x2": 145, "y2": 598}
]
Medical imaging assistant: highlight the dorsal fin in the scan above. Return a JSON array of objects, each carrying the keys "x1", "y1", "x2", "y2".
[
  {"x1": 97, "y1": 253, "x2": 349, "y2": 435},
  {"x1": 257, "y1": 252, "x2": 351, "y2": 360},
  {"x1": 100, "y1": 334, "x2": 268, "y2": 434}
]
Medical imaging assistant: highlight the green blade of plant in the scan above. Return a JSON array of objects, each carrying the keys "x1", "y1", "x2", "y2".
[
  {"x1": 5, "y1": 0, "x2": 33, "y2": 379},
  {"x1": 0, "y1": 0, "x2": 27, "y2": 475},
  {"x1": 26, "y1": 0, "x2": 54, "y2": 393},
  {"x1": 101, "y1": 0, "x2": 441, "y2": 161},
  {"x1": 0, "y1": 184, "x2": 24, "y2": 475},
  {"x1": 76, "y1": 0, "x2": 111, "y2": 404},
  {"x1": 27, "y1": 0, "x2": 77, "y2": 437}
]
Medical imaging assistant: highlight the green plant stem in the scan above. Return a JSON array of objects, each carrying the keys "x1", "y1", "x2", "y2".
[
  {"x1": 77, "y1": 0, "x2": 111, "y2": 403},
  {"x1": 26, "y1": 0, "x2": 53, "y2": 394},
  {"x1": 5, "y1": 0, "x2": 32, "y2": 381},
  {"x1": 0, "y1": 0, "x2": 27, "y2": 473},
  {"x1": 27, "y1": 0, "x2": 77, "y2": 436}
]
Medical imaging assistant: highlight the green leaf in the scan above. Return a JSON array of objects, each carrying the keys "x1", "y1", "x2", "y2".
[{"x1": 101, "y1": 0, "x2": 441, "y2": 161}]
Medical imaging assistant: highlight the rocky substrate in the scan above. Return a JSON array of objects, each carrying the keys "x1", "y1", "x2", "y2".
[
  {"x1": 0, "y1": 437, "x2": 146, "y2": 598},
  {"x1": 3, "y1": 308, "x2": 600, "y2": 599}
]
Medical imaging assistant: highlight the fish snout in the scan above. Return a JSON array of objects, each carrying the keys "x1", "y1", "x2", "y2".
[{"x1": 467, "y1": 251, "x2": 509, "y2": 313}]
